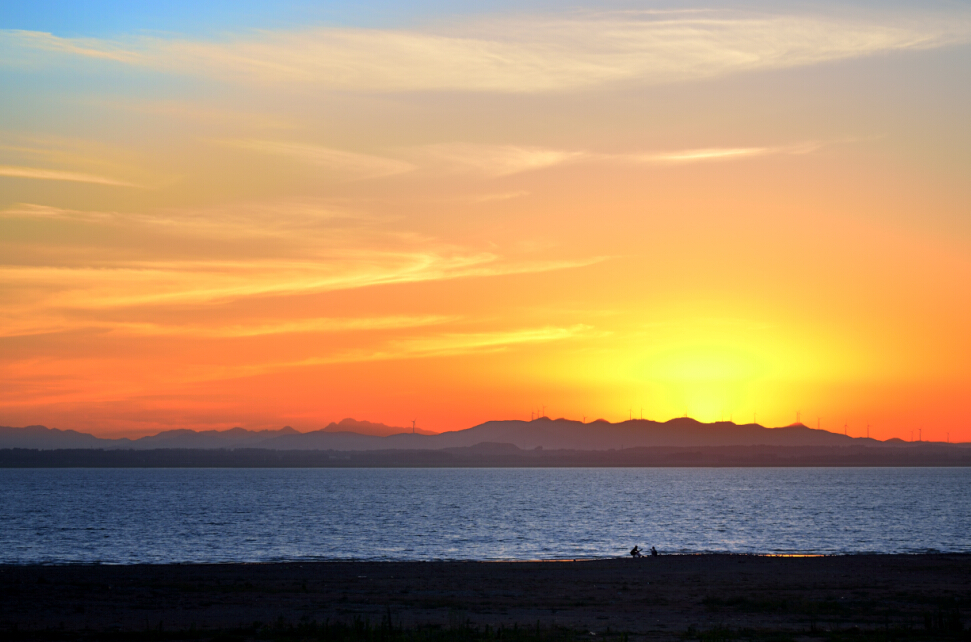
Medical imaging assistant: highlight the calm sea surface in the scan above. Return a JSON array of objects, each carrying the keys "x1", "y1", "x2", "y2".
[{"x1": 1, "y1": 468, "x2": 969, "y2": 564}]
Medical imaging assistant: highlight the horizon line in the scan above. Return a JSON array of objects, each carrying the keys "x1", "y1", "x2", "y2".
[{"x1": 4, "y1": 416, "x2": 959, "y2": 445}]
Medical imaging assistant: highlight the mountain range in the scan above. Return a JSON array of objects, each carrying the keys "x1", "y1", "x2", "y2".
[{"x1": 1, "y1": 417, "x2": 959, "y2": 451}]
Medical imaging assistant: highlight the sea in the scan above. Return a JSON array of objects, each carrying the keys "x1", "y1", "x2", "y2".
[{"x1": 1, "y1": 467, "x2": 969, "y2": 564}]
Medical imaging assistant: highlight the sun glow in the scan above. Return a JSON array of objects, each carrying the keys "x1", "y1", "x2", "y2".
[{"x1": 643, "y1": 346, "x2": 763, "y2": 383}]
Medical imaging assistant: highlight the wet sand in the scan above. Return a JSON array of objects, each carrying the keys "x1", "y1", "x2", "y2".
[{"x1": 1, "y1": 555, "x2": 969, "y2": 640}]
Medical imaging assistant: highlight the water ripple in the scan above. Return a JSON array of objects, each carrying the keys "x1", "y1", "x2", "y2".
[{"x1": 1, "y1": 468, "x2": 969, "y2": 563}]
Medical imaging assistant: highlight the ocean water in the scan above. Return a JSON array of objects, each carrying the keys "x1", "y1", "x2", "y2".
[{"x1": 1, "y1": 467, "x2": 969, "y2": 564}]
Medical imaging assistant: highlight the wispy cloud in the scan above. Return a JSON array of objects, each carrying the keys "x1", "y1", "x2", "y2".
[
  {"x1": 71, "y1": 324, "x2": 598, "y2": 386},
  {"x1": 0, "y1": 254, "x2": 605, "y2": 312},
  {"x1": 221, "y1": 140, "x2": 414, "y2": 180},
  {"x1": 0, "y1": 201, "x2": 606, "y2": 342},
  {"x1": 0, "y1": 201, "x2": 379, "y2": 243},
  {"x1": 400, "y1": 140, "x2": 827, "y2": 176},
  {"x1": 412, "y1": 143, "x2": 584, "y2": 176},
  {"x1": 623, "y1": 141, "x2": 825, "y2": 165},
  {"x1": 636, "y1": 148, "x2": 769, "y2": 163},
  {"x1": 126, "y1": 315, "x2": 456, "y2": 338},
  {"x1": 0, "y1": 315, "x2": 456, "y2": 339},
  {"x1": 4, "y1": 9, "x2": 970, "y2": 92},
  {"x1": 265, "y1": 324, "x2": 598, "y2": 370},
  {"x1": 387, "y1": 324, "x2": 595, "y2": 358},
  {"x1": 0, "y1": 165, "x2": 139, "y2": 187},
  {"x1": 3, "y1": 29, "x2": 139, "y2": 63},
  {"x1": 466, "y1": 190, "x2": 531, "y2": 203},
  {"x1": 0, "y1": 254, "x2": 485, "y2": 310},
  {"x1": 0, "y1": 140, "x2": 822, "y2": 194}
]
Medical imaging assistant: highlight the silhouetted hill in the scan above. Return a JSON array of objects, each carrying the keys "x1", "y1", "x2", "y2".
[
  {"x1": 0, "y1": 417, "x2": 968, "y2": 451},
  {"x1": 2, "y1": 418, "x2": 968, "y2": 452},
  {"x1": 0, "y1": 424, "x2": 298, "y2": 450},
  {"x1": 0, "y1": 425, "x2": 118, "y2": 449},
  {"x1": 124, "y1": 426, "x2": 300, "y2": 449},
  {"x1": 363, "y1": 417, "x2": 886, "y2": 451},
  {"x1": 319, "y1": 418, "x2": 429, "y2": 436}
]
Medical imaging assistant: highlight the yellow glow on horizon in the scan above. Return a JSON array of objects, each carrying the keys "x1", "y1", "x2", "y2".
[{"x1": 641, "y1": 346, "x2": 763, "y2": 383}]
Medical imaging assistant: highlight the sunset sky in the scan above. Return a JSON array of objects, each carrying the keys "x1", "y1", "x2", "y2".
[{"x1": 2, "y1": 1, "x2": 970, "y2": 440}]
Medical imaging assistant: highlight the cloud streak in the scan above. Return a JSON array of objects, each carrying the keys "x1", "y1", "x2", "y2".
[
  {"x1": 398, "y1": 141, "x2": 828, "y2": 176},
  {"x1": 412, "y1": 144, "x2": 584, "y2": 176},
  {"x1": 0, "y1": 201, "x2": 606, "y2": 343},
  {"x1": 624, "y1": 141, "x2": 825, "y2": 165},
  {"x1": 0, "y1": 315, "x2": 456, "y2": 340},
  {"x1": 4, "y1": 9, "x2": 970, "y2": 92},
  {"x1": 0, "y1": 165, "x2": 138, "y2": 187},
  {"x1": 387, "y1": 324, "x2": 595, "y2": 358},
  {"x1": 272, "y1": 324, "x2": 598, "y2": 370},
  {"x1": 222, "y1": 140, "x2": 415, "y2": 181},
  {"x1": 0, "y1": 254, "x2": 605, "y2": 312}
]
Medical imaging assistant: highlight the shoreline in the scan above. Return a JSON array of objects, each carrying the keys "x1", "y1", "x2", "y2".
[
  {"x1": 4, "y1": 550, "x2": 964, "y2": 566},
  {"x1": 2, "y1": 554, "x2": 969, "y2": 640},
  {"x1": 5, "y1": 444, "x2": 971, "y2": 468}
]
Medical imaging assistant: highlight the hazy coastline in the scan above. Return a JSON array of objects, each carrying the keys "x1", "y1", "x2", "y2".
[
  {"x1": 3, "y1": 443, "x2": 971, "y2": 467},
  {"x1": 3, "y1": 417, "x2": 968, "y2": 468}
]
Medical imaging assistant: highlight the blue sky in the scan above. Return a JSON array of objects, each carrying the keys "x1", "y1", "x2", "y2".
[
  {"x1": 0, "y1": 1, "x2": 556, "y2": 36},
  {"x1": 1, "y1": 1, "x2": 938, "y2": 37},
  {"x1": 0, "y1": 1, "x2": 416, "y2": 36}
]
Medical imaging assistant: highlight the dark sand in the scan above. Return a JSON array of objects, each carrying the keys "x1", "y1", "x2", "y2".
[{"x1": 2, "y1": 555, "x2": 969, "y2": 640}]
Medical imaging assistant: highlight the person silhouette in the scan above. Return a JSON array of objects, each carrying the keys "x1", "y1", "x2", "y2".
[
  {"x1": 630, "y1": 545, "x2": 642, "y2": 558},
  {"x1": 650, "y1": 546, "x2": 658, "y2": 557}
]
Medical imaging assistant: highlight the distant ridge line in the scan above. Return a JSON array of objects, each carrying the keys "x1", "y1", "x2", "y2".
[{"x1": 1, "y1": 417, "x2": 967, "y2": 451}]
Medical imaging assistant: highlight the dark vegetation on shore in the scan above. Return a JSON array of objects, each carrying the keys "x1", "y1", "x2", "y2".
[
  {"x1": 3, "y1": 444, "x2": 971, "y2": 467},
  {"x1": 2, "y1": 556, "x2": 969, "y2": 642},
  {"x1": 1, "y1": 616, "x2": 968, "y2": 642}
]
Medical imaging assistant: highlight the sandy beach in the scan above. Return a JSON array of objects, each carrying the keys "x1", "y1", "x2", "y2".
[{"x1": 1, "y1": 554, "x2": 969, "y2": 640}]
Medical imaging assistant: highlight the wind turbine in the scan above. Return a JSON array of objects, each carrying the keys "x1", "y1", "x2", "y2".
[{"x1": 411, "y1": 420, "x2": 417, "y2": 434}]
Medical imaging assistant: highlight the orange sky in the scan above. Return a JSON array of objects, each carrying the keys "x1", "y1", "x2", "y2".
[{"x1": 2, "y1": 2, "x2": 971, "y2": 440}]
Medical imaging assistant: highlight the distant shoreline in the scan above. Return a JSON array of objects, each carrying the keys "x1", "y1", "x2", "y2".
[
  {"x1": 2, "y1": 551, "x2": 962, "y2": 566},
  {"x1": 3, "y1": 445, "x2": 971, "y2": 467}
]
